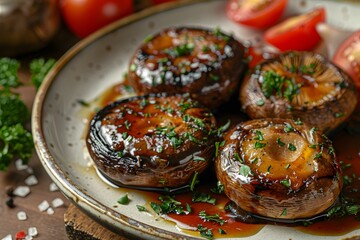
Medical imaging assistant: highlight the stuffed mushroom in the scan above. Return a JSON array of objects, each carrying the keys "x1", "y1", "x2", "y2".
[
  {"x1": 128, "y1": 26, "x2": 247, "y2": 109},
  {"x1": 87, "y1": 93, "x2": 217, "y2": 190},
  {"x1": 215, "y1": 118, "x2": 342, "y2": 219},
  {"x1": 240, "y1": 51, "x2": 358, "y2": 133}
]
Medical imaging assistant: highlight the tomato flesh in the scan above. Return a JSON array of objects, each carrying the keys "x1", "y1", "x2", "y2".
[
  {"x1": 60, "y1": 0, "x2": 134, "y2": 38},
  {"x1": 226, "y1": 0, "x2": 288, "y2": 29},
  {"x1": 333, "y1": 30, "x2": 360, "y2": 90},
  {"x1": 264, "y1": 7, "x2": 325, "y2": 51}
]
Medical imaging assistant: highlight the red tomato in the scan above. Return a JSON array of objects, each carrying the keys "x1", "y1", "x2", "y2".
[
  {"x1": 60, "y1": 0, "x2": 134, "y2": 38},
  {"x1": 226, "y1": 0, "x2": 288, "y2": 29},
  {"x1": 333, "y1": 30, "x2": 360, "y2": 90},
  {"x1": 264, "y1": 7, "x2": 326, "y2": 51}
]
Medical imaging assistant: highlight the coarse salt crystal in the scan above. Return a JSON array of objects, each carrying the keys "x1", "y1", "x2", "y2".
[
  {"x1": 38, "y1": 200, "x2": 49, "y2": 212},
  {"x1": 15, "y1": 159, "x2": 28, "y2": 171},
  {"x1": 49, "y1": 182, "x2": 59, "y2": 192},
  {"x1": 47, "y1": 207, "x2": 54, "y2": 215},
  {"x1": 28, "y1": 227, "x2": 38, "y2": 237},
  {"x1": 13, "y1": 186, "x2": 31, "y2": 197},
  {"x1": 17, "y1": 211, "x2": 27, "y2": 221},
  {"x1": 26, "y1": 167, "x2": 34, "y2": 174},
  {"x1": 24, "y1": 236, "x2": 33, "y2": 240},
  {"x1": 51, "y1": 198, "x2": 64, "y2": 208},
  {"x1": 1, "y1": 234, "x2": 12, "y2": 240},
  {"x1": 25, "y1": 175, "x2": 38, "y2": 186}
]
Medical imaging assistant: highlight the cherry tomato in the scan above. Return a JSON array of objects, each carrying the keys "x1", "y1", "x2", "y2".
[
  {"x1": 264, "y1": 7, "x2": 326, "y2": 51},
  {"x1": 333, "y1": 30, "x2": 360, "y2": 90},
  {"x1": 226, "y1": 0, "x2": 288, "y2": 29},
  {"x1": 60, "y1": 0, "x2": 134, "y2": 38}
]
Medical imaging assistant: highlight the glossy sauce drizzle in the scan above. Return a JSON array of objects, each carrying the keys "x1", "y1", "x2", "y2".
[{"x1": 85, "y1": 80, "x2": 360, "y2": 238}]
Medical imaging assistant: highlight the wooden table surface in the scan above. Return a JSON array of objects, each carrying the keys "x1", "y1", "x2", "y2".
[
  {"x1": 0, "y1": 25, "x2": 80, "y2": 240},
  {"x1": 0, "y1": 2, "x2": 157, "y2": 239}
]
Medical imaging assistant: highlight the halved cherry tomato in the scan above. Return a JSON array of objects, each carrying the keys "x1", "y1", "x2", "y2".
[
  {"x1": 333, "y1": 30, "x2": 360, "y2": 90},
  {"x1": 264, "y1": 7, "x2": 326, "y2": 51},
  {"x1": 226, "y1": 0, "x2": 288, "y2": 29},
  {"x1": 60, "y1": 0, "x2": 134, "y2": 38}
]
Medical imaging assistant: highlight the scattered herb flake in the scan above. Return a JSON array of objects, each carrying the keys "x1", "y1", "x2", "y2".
[
  {"x1": 239, "y1": 165, "x2": 252, "y2": 178},
  {"x1": 254, "y1": 141, "x2": 266, "y2": 149},
  {"x1": 192, "y1": 192, "x2": 216, "y2": 205},
  {"x1": 117, "y1": 194, "x2": 130, "y2": 205},
  {"x1": 288, "y1": 143, "x2": 297, "y2": 151},
  {"x1": 284, "y1": 123, "x2": 294, "y2": 133},
  {"x1": 136, "y1": 205, "x2": 147, "y2": 212},
  {"x1": 233, "y1": 152, "x2": 244, "y2": 163},
  {"x1": 280, "y1": 179, "x2": 291, "y2": 188},
  {"x1": 199, "y1": 210, "x2": 225, "y2": 225},
  {"x1": 335, "y1": 112, "x2": 345, "y2": 118},
  {"x1": 276, "y1": 137, "x2": 285, "y2": 147},
  {"x1": 254, "y1": 130, "x2": 264, "y2": 141},
  {"x1": 190, "y1": 172, "x2": 199, "y2": 191},
  {"x1": 197, "y1": 224, "x2": 213, "y2": 240}
]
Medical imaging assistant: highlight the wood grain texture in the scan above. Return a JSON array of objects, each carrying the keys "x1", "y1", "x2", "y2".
[
  {"x1": 0, "y1": 25, "x2": 78, "y2": 240},
  {"x1": 64, "y1": 204, "x2": 128, "y2": 240}
]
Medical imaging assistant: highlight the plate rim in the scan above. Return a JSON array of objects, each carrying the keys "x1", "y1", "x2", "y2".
[
  {"x1": 32, "y1": 0, "x2": 213, "y2": 239},
  {"x1": 31, "y1": 0, "x2": 360, "y2": 239}
]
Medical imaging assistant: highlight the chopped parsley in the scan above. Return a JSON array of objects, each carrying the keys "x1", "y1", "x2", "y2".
[
  {"x1": 288, "y1": 143, "x2": 297, "y2": 151},
  {"x1": 276, "y1": 137, "x2": 285, "y2": 147},
  {"x1": 254, "y1": 130, "x2": 264, "y2": 141},
  {"x1": 233, "y1": 152, "x2": 244, "y2": 163},
  {"x1": 117, "y1": 194, "x2": 130, "y2": 205},
  {"x1": 197, "y1": 224, "x2": 213, "y2": 239},
  {"x1": 335, "y1": 112, "x2": 345, "y2": 118},
  {"x1": 239, "y1": 165, "x2": 252, "y2": 178},
  {"x1": 136, "y1": 205, "x2": 147, "y2": 212},
  {"x1": 215, "y1": 141, "x2": 226, "y2": 157},
  {"x1": 192, "y1": 192, "x2": 216, "y2": 205},
  {"x1": 284, "y1": 123, "x2": 294, "y2": 133},
  {"x1": 199, "y1": 210, "x2": 225, "y2": 225},
  {"x1": 280, "y1": 179, "x2": 291, "y2": 188},
  {"x1": 190, "y1": 172, "x2": 199, "y2": 191},
  {"x1": 254, "y1": 141, "x2": 266, "y2": 149},
  {"x1": 151, "y1": 195, "x2": 188, "y2": 215},
  {"x1": 260, "y1": 70, "x2": 301, "y2": 102}
]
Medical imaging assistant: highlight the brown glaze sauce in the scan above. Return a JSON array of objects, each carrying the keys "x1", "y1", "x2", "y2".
[{"x1": 86, "y1": 79, "x2": 360, "y2": 238}]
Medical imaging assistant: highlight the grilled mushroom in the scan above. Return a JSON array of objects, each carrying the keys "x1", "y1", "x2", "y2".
[
  {"x1": 215, "y1": 118, "x2": 342, "y2": 219},
  {"x1": 240, "y1": 51, "x2": 358, "y2": 133},
  {"x1": 86, "y1": 93, "x2": 217, "y2": 189},
  {"x1": 128, "y1": 27, "x2": 247, "y2": 109}
]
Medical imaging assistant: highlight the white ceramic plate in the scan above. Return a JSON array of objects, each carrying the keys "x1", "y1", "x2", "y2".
[{"x1": 32, "y1": 0, "x2": 360, "y2": 239}]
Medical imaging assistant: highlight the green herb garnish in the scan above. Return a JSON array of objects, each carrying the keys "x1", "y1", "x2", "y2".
[{"x1": 117, "y1": 194, "x2": 130, "y2": 205}]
